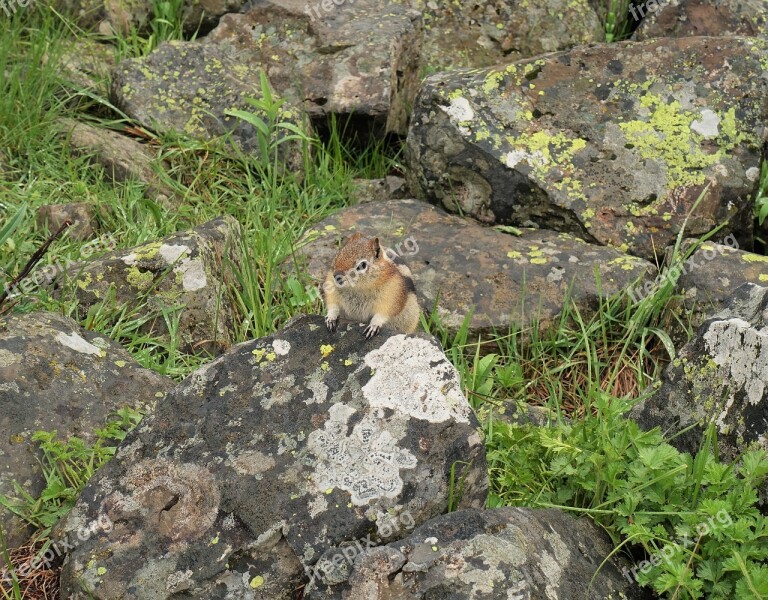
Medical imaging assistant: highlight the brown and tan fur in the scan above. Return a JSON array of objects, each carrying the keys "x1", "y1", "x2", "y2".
[{"x1": 323, "y1": 232, "x2": 420, "y2": 338}]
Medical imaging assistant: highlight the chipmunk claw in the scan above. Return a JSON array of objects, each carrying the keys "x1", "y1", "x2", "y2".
[
  {"x1": 364, "y1": 323, "x2": 381, "y2": 339},
  {"x1": 326, "y1": 316, "x2": 339, "y2": 333}
]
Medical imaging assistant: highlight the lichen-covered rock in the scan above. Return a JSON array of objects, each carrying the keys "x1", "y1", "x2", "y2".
[
  {"x1": 390, "y1": 0, "x2": 603, "y2": 70},
  {"x1": 204, "y1": 0, "x2": 422, "y2": 136},
  {"x1": 304, "y1": 507, "x2": 648, "y2": 599},
  {"x1": 406, "y1": 36, "x2": 767, "y2": 260},
  {"x1": 633, "y1": 0, "x2": 768, "y2": 41},
  {"x1": 662, "y1": 237, "x2": 768, "y2": 328},
  {"x1": 286, "y1": 199, "x2": 656, "y2": 335},
  {"x1": 54, "y1": 216, "x2": 243, "y2": 355},
  {"x1": 631, "y1": 283, "x2": 768, "y2": 500},
  {"x1": 59, "y1": 119, "x2": 177, "y2": 209},
  {"x1": 57, "y1": 315, "x2": 487, "y2": 599},
  {"x1": 0, "y1": 312, "x2": 174, "y2": 548},
  {"x1": 112, "y1": 41, "x2": 306, "y2": 168}
]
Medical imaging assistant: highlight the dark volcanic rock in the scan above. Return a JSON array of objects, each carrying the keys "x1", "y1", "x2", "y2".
[
  {"x1": 204, "y1": 0, "x2": 422, "y2": 136},
  {"x1": 57, "y1": 315, "x2": 487, "y2": 599},
  {"x1": 633, "y1": 0, "x2": 768, "y2": 41},
  {"x1": 287, "y1": 199, "x2": 656, "y2": 335},
  {"x1": 54, "y1": 216, "x2": 243, "y2": 355},
  {"x1": 406, "y1": 36, "x2": 767, "y2": 260},
  {"x1": 0, "y1": 312, "x2": 174, "y2": 548},
  {"x1": 631, "y1": 283, "x2": 768, "y2": 500},
  {"x1": 304, "y1": 507, "x2": 648, "y2": 599}
]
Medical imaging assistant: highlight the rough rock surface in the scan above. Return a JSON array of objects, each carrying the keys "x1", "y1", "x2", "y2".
[
  {"x1": 633, "y1": 0, "x2": 768, "y2": 40},
  {"x1": 204, "y1": 0, "x2": 422, "y2": 136},
  {"x1": 406, "y1": 36, "x2": 767, "y2": 260},
  {"x1": 112, "y1": 41, "x2": 306, "y2": 168},
  {"x1": 51, "y1": 0, "x2": 245, "y2": 36},
  {"x1": 54, "y1": 216, "x2": 243, "y2": 355},
  {"x1": 36, "y1": 202, "x2": 98, "y2": 242},
  {"x1": 59, "y1": 119, "x2": 177, "y2": 208},
  {"x1": 351, "y1": 176, "x2": 409, "y2": 204},
  {"x1": 57, "y1": 314, "x2": 487, "y2": 599},
  {"x1": 287, "y1": 199, "x2": 656, "y2": 335},
  {"x1": 663, "y1": 237, "x2": 768, "y2": 328},
  {"x1": 304, "y1": 507, "x2": 648, "y2": 599},
  {"x1": 631, "y1": 283, "x2": 768, "y2": 499},
  {"x1": 0, "y1": 312, "x2": 174, "y2": 548},
  {"x1": 392, "y1": 0, "x2": 604, "y2": 70}
]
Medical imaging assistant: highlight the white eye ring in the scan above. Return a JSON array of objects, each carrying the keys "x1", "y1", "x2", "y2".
[{"x1": 356, "y1": 260, "x2": 368, "y2": 272}]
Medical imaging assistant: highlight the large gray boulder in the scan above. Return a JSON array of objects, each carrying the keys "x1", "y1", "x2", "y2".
[
  {"x1": 287, "y1": 199, "x2": 656, "y2": 336},
  {"x1": 406, "y1": 36, "x2": 766, "y2": 260},
  {"x1": 304, "y1": 507, "x2": 649, "y2": 599},
  {"x1": 204, "y1": 0, "x2": 422, "y2": 137},
  {"x1": 57, "y1": 315, "x2": 487, "y2": 599},
  {"x1": 0, "y1": 312, "x2": 174, "y2": 548},
  {"x1": 54, "y1": 216, "x2": 244, "y2": 355},
  {"x1": 631, "y1": 283, "x2": 768, "y2": 500}
]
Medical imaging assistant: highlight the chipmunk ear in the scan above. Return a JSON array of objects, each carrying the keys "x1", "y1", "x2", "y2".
[
  {"x1": 343, "y1": 232, "x2": 362, "y2": 245},
  {"x1": 371, "y1": 237, "x2": 381, "y2": 259}
]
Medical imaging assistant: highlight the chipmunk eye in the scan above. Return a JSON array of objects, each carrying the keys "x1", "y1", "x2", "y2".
[{"x1": 356, "y1": 260, "x2": 368, "y2": 272}]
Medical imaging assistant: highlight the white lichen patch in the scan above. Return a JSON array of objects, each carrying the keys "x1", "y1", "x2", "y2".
[
  {"x1": 703, "y1": 317, "x2": 768, "y2": 406},
  {"x1": 455, "y1": 534, "x2": 524, "y2": 594},
  {"x1": 166, "y1": 569, "x2": 193, "y2": 593},
  {"x1": 55, "y1": 331, "x2": 102, "y2": 356},
  {"x1": 273, "y1": 339, "x2": 291, "y2": 355},
  {"x1": 362, "y1": 336, "x2": 472, "y2": 423},
  {"x1": 159, "y1": 244, "x2": 191, "y2": 265},
  {"x1": 308, "y1": 403, "x2": 417, "y2": 506},
  {"x1": 690, "y1": 109, "x2": 720, "y2": 139},
  {"x1": 503, "y1": 149, "x2": 544, "y2": 169},
  {"x1": 442, "y1": 96, "x2": 474, "y2": 124},
  {"x1": 308, "y1": 493, "x2": 328, "y2": 518},
  {"x1": 0, "y1": 349, "x2": 21, "y2": 368},
  {"x1": 177, "y1": 259, "x2": 207, "y2": 291}
]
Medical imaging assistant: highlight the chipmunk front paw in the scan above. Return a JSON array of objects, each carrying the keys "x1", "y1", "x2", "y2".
[
  {"x1": 325, "y1": 315, "x2": 339, "y2": 333},
  {"x1": 363, "y1": 323, "x2": 381, "y2": 339}
]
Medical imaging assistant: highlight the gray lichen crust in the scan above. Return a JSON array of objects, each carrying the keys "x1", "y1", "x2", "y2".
[{"x1": 57, "y1": 315, "x2": 487, "y2": 599}]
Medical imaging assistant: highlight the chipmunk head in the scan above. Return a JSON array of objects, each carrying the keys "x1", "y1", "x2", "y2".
[{"x1": 331, "y1": 232, "x2": 383, "y2": 288}]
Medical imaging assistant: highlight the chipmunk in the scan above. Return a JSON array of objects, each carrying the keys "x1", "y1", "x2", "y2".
[{"x1": 323, "y1": 232, "x2": 420, "y2": 338}]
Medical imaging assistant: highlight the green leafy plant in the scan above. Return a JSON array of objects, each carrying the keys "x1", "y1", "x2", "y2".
[
  {"x1": 486, "y1": 392, "x2": 768, "y2": 600},
  {"x1": 754, "y1": 160, "x2": 768, "y2": 230},
  {"x1": 604, "y1": 0, "x2": 631, "y2": 43},
  {"x1": 0, "y1": 407, "x2": 143, "y2": 539}
]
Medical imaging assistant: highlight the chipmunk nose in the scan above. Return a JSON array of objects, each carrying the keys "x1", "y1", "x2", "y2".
[{"x1": 334, "y1": 271, "x2": 346, "y2": 285}]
